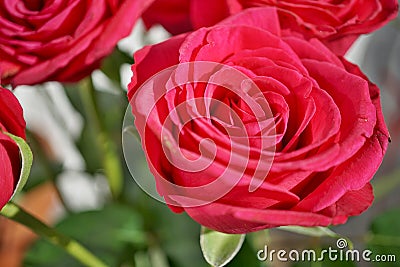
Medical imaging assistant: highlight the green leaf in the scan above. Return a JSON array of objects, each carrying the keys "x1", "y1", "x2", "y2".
[
  {"x1": 4, "y1": 132, "x2": 33, "y2": 198},
  {"x1": 278, "y1": 226, "x2": 340, "y2": 238},
  {"x1": 24, "y1": 204, "x2": 146, "y2": 267},
  {"x1": 200, "y1": 227, "x2": 245, "y2": 267},
  {"x1": 367, "y1": 208, "x2": 400, "y2": 267},
  {"x1": 224, "y1": 237, "x2": 261, "y2": 267}
]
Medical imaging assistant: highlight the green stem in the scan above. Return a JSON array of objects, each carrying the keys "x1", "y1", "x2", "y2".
[
  {"x1": 0, "y1": 202, "x2": 109, "y2": 267},
  {"x1": 79, "y1": 78, "x2": 123, "y2": 199}
]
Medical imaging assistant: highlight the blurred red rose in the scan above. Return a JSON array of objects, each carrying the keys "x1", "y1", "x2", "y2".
[
  {"x1": 0, "y1": 87, "x2": 26, "y2": 209},
  {"x1": 128, "y1": 8, "x2": 389, "y2": 234},
  {"x1": 142, "y1": 0, "x2": 398, "y2": 55},
  {"x1": 0, "y1": 0, "x2": 155, "y2": 86}
]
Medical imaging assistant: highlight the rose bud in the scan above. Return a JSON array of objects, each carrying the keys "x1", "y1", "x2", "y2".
[{"x1": 0, "y1": 87, "x2": 26, "y2": 209}]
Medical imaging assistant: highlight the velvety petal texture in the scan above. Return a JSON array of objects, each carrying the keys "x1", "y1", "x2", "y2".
[
  {"x1": 142, "y1": 0, "x2": 398, "y2": 55},
  {"x1": 0, "y1": 0, "x2": 156, "y2": 86},
  {"x1": 0, "y1": 86, "x2": 26, "y2": 210},
  {"x1": 128, "y1": 8, "x2": 389, "y2": 234}
]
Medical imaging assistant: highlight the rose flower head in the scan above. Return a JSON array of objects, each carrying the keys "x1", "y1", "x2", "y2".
[
  {"x1": 128, "y1": 8, "x2": 389, "y2": 234},
  {"x1": 0, "y1": 87, "x2": 26, "y2": 209},
  {"x1": 142, "y1": 0, "x2": 398, "y2": 55},
  {"x1": 0, "y1": 0, "x2": 155, "y2": 86}
]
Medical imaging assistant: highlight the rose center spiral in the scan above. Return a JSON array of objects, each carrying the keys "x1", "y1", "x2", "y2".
[{"x1": 24, "y1": 0, "x2": 45, "y2": 11}]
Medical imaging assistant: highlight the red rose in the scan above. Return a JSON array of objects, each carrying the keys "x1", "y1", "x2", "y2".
[
  {"x1": 0, "y1": 0, "x2": 155, "y2": 87},
  {"x1": 0, "y1": 87, "x2": 26, "y2": 209},
  {"x1": 128, "y1": 8, "x2": 389, "y2": 234},
  {"x1": 142, "y1": 0, "x2": 398, "y2": 55}
]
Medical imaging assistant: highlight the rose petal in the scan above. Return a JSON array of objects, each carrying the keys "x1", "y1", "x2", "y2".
[
  {"x1": 0, "y1": 88, "x2": 26, "y2": 138},
  {"x1": 0, "y1": 135, "x2": 18, "y2": 209}
]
